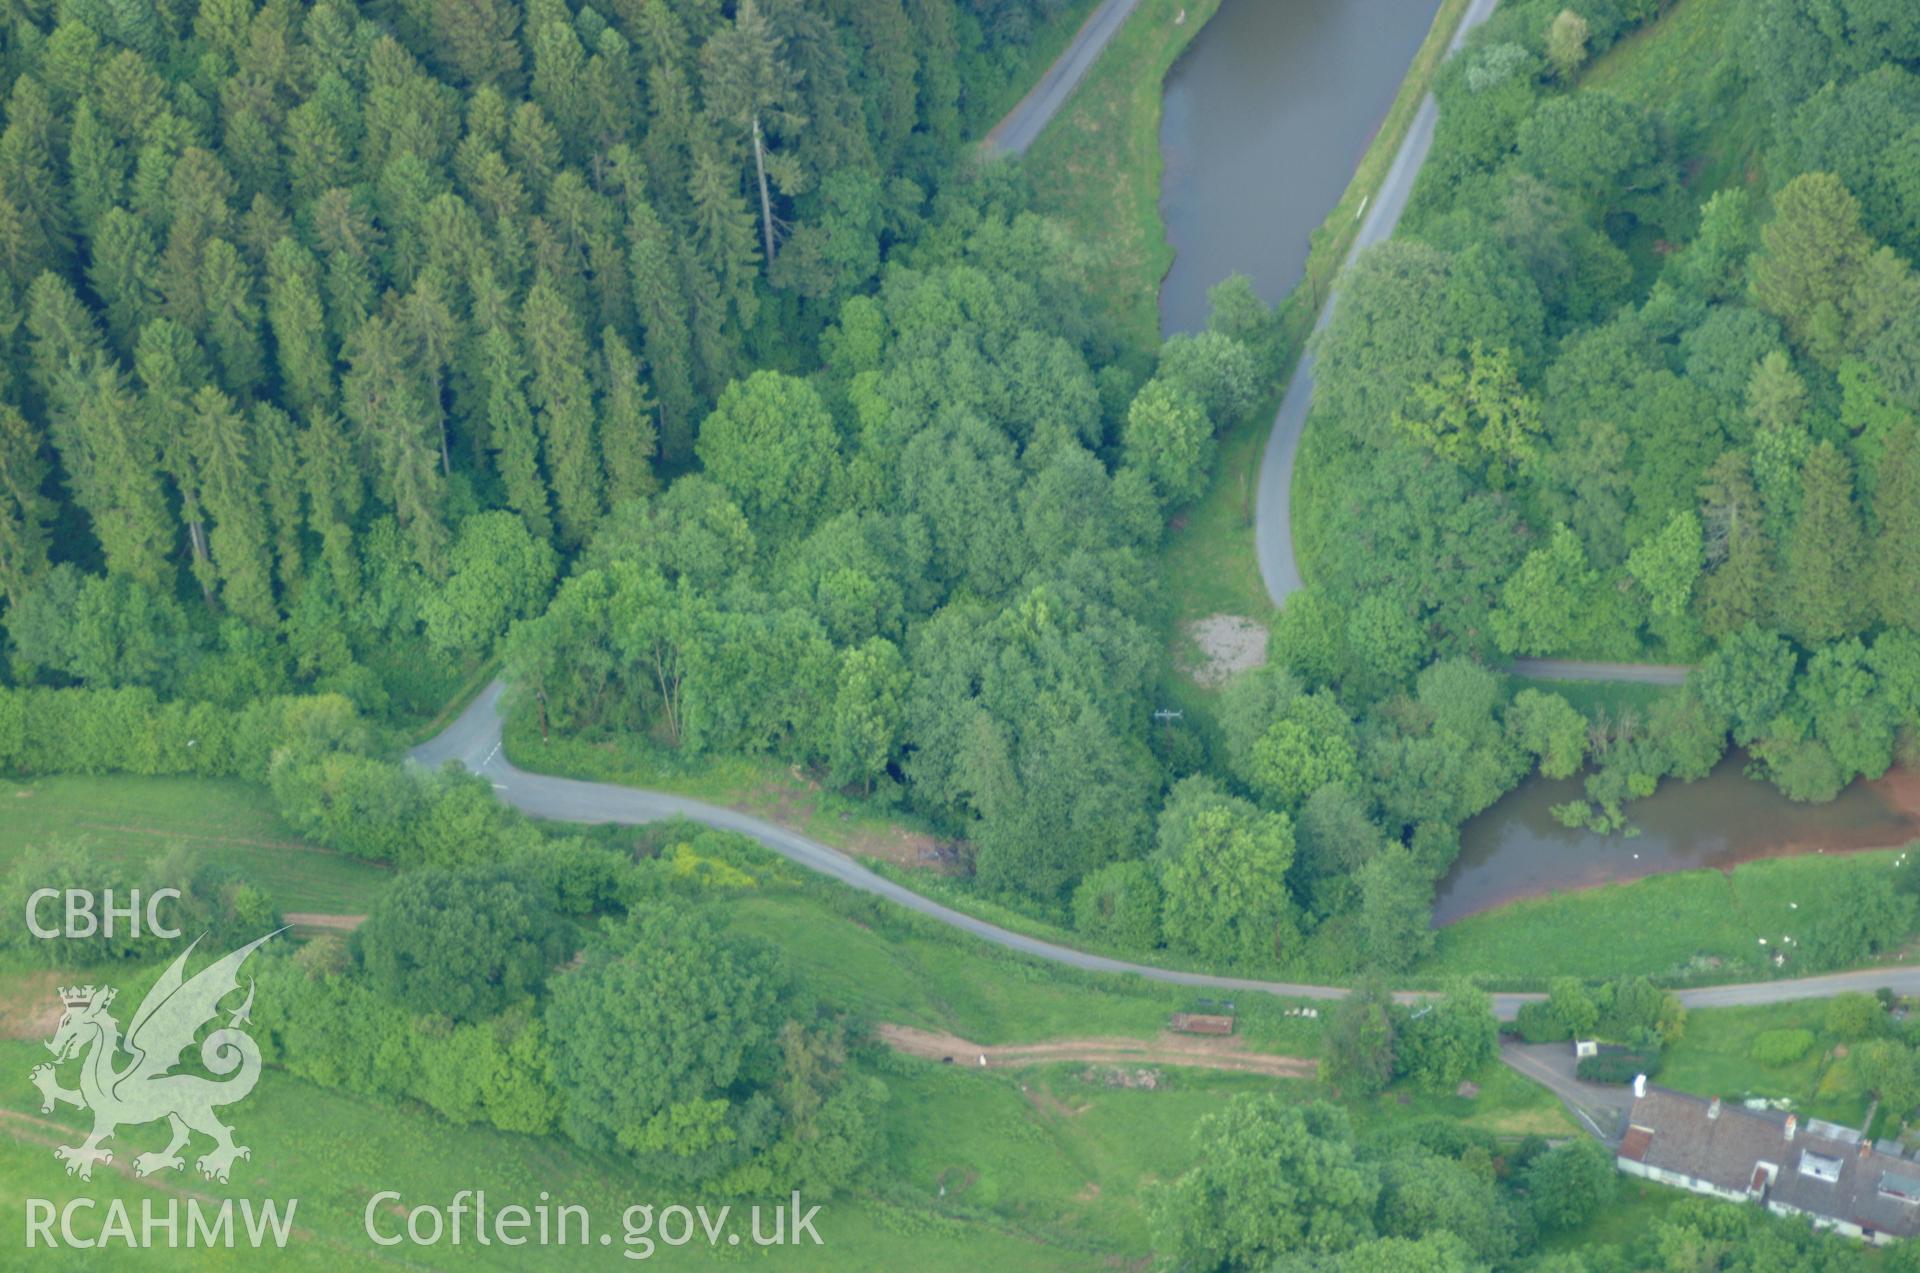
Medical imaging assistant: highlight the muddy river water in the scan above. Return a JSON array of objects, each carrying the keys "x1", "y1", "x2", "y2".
[{"x1": 1157, "y1": 0, "x2": 1438, "y2": 334}]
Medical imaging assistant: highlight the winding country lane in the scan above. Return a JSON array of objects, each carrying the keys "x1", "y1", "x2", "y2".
[
  {"x1": 1242, "y1": 0, "x2": 1690, "y2": 691},
  {"x1": 410, "y1": 681, "x2": 1920, "y2": 1019},
  {"x1": 1253, "y1": 0, "x2": 1500, "y2": 606},
  {"x1": 1508, "y1": 659, "x2": 1691, "y2": 685},
  {"x1": 981, "y1": 0, "x2": 1142, "y2": 156}
]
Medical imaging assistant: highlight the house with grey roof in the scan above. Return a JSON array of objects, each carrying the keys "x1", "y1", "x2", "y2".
[{"x1": 1616, "y1": 1081, "x2": 1920, "y2": 1244}]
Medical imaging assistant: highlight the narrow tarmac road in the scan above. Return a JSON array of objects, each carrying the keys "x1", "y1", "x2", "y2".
[
  {"x1": 1509, "y1": 659, "x2": 1691, "y2": 685},
  {"x1": 1254, "y1": 0, "x2": 1500, "y2": 605},
  {"x1": 982, "y1": 0, "x2": 1142, "y2": 156},
  {"x1": 411, "y1": 682, "x2": 1920, "y2": 1019},
  {"x1": 1500, "y1": 1040, "x2": 1633, "y2": 1141}
]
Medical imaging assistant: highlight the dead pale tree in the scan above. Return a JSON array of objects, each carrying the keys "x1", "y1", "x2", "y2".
[{"x1": 701, "y1": 0, "x2": 806, "y2": 271}]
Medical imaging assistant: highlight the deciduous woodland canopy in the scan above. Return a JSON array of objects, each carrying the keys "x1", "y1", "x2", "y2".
[
  {"x1": 6, "y1": 0, "x2": 1920, "y2": 1006},
  {"x1": 14, "y1": 0, "x2": 1920, "y2": 1263},
  {"x1": 1289, "y1": 0, "x2": 1920, "y2": 845}
]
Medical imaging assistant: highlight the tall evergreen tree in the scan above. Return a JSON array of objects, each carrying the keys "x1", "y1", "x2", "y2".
[
  {"x1": 904, "y1": 0, "x2": 962, "y2": 150},
  {"x1": 397, "y1": 281, "x2": 458, "y2": 476},
  {"x1": 528, "y1": 9, "x2": 592, "y2": 158},
  {"x1": 342, "y1": 314, "x2": 449, "y2": 575},
  {"x1": 626, "y1": 197, "x2": 697, "y2": 460},
  {"x1": 24, "y1": 272, "x2": 108, "y2": 413},
  {"x1": 839, "y1": 0, "x2": 915, "y2": 167},
  {"x1": 1696, "y1": 450, "x2": 1772, "y2": 638},
  {"x1": 0, "y1": 77, "x2": 75, "y2": 288},
  {"x1": 687, "y1": 140, "x2": 761, "y2": 329},
  {"x1": 0, "y1": 403, "x2": 52, "y2": 608},
  {"x1": 86, "y1": 207, "x2": 162, "y2": 357},
  {"x1": 252, "y1": 403, "x2": 307, "y2": 596},
  {"x1": 199, "y1": 237, "x2": 267, "y2": 397},
  {"x1": 701, "y1": 0, "x2": 803, "y2": 271},
  {"x1": 65, "y1": 99, "x2": 127, "y2": 240},
  {"x1": 157, "y1": 147, "x2": 238, "y2": 335},
  {"x1": 56, "y1": 358, "x2": 173, "y2": 589},
  {"x1": 584, "y1": 28, "x2": 641, "y2": 155},
  {"x1": 521, "y1": 274, "x2": 604, "y2": 544},
  {"x1": 187, "y1": 385, "x2": 276, "y2": 624},
  {"x1": 430, "y1": 0, "x2": 525, "y2": 90},
  {"x1": 629, "y1": 3, "x2": 698, "y2": 218},
  {"x1": 1751, "y1": 172, "x2": 1873, "y2": 367},
  {"x1": 597, "y1": 327, "x2": 657, "y2": 505},
  {"x1": 265, "y1": 237, "x2": 335, "y2": 415},
  {"x1": 133, "y1": 318, "x2": 218, "y2": 606},
  {"x1": 479, "y1": 323, "x2": 554, "y2": 542},
  {"x1": 1778, "y1": 441, "x2": 1866, "y2": 643},
  {"x1": 298, "y1": 408, "x2": 362, "y2": 602},
  {"x1": 1870, "y1": 420, "x2": 1920, "y2": 632}
]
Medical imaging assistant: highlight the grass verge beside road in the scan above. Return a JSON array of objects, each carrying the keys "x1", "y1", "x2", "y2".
[
  {"x1": 963, "y1": 0, "x2": 1107, "y2": 139},
  {"x1": 1023, "y1": 0, "x2": 1221, "y2": 361},
  {"x1": 499, "y1": 706, "x2": 952, "y2": 867}
]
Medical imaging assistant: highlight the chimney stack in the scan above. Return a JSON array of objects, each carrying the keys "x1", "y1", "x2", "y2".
[
  {"x1": 1708, "y1": 1097, "x2": 1721, "y2": 1120},
  {"x1": 1633, "y1": 1074, "x2": 1646, "y2": 1098},
  {"x1": 1786, "y1": 1115, "x2": 1798, "y2": 1141}
]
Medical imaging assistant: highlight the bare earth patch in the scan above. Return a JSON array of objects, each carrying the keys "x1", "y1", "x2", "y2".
[
  {"x1": 283, "y1": 912, "x2": 366, "y2": 933},
  {"x1": 0, "y1": 971, "x2": 66, "y2": 1041},
  {"x1": 746, "y1": 780, "x2": 961, "y2": 874},
  {"x1": 876, "y1": 1023, "x2": 1316, "y2": 1078},
  {"x1": 841, "y1": 823, "x2": 961, "y2": 873},
  {"x1": 1180, "y1": 614, "x2": 1269, "y2": 688}
]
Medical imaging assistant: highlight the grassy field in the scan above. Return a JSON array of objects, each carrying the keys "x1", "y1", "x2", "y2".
[
  {"x1": 1022, "y1": 0, "x2": 1222, "y2": 361},
  {"x1": 0, "y1": 774, "x2": 390, "y2": 915},
  {"x1": 1538, "y1": 1183, "x2": 1682, "y2": 1258},
  {"x1": 0, "y1": 777, "x2": 1337, "y2": 1270},
  {"x1": 726, "y1": 886, "x2": 1319, "y2": 1053},
  {"x1": 3, "y1": 1036, "x2": 1176, "y2": 1270},
  {"x1": 1426, "y1": 850, "x2": 1907, "y2": 984},
  {"x1": 1347, "y1": 1058, "x2": 1577, "y2": 1140},
  {"x1": 1658, "y1": 1001, "x2": 1876, "y2": 1128}
]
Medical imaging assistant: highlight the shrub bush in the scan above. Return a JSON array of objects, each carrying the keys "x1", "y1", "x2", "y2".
[
  {"x1": 1576, "y1": 1049, "x2": 1661, "y2": 1085},
  {"x1": 0, "y1": 687, "x2": 366, "y2": 780},
  {"x1": 1072, "y1": 859, "x2": 1163, "y2": 949},
  {"x1": 1749, "y1": 1028, "x2": 1817, "y2": 1067},
  {"x1": 1515, "y1": 1000, "x2": 1573, "y2": 1043},
  {"x1": 1825, "y1": 992, "x2": 1886, "y2": 1041}
]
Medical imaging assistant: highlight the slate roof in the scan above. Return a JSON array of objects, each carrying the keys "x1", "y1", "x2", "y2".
[
  {"x1": 1620, "y1": 1088, "x2": 1789, "y2": 1193},
  {"x1": 1621, "y1": 1087, "x2": 1920, "y2": 1239}
]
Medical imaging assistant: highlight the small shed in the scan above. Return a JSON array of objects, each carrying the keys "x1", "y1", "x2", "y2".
[{"x1": 1575, "y1": 1039, "x2": 1599, "y2": 1058}]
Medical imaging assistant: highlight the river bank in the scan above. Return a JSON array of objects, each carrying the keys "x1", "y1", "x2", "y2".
[
  {"x1": 1023, "y1": 0, "x2": 1223, "y2": 360},
  {"x1": 1435, "y1": 761, "x2": 1920, "y2": 925}
]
